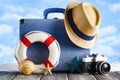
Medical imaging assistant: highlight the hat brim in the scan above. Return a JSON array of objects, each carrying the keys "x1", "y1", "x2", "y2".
[{"x1": 64, "y1": 1, "x2": 97, "y2": 49}]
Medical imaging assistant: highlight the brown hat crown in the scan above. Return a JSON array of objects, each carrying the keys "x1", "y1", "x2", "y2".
[{"x1": 70, "y1": 2, "x2": 101, "y2": 36}]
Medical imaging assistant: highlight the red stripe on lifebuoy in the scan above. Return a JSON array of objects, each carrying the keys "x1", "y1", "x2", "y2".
[
  {"x1": 44, "y1": 60, "x2": 54, "y2": 69},
  {"x1": 21, "y1": 36, "x2": 31, "y2": 47},
  {"x1": 24, "y1": 58, "x2": 29, "y2": 61},
  {"x1": 44, "y1": 36, "x2": 55, "y2": 46}
]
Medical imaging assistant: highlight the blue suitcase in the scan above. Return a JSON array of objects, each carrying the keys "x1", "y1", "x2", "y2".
[{"x1": 19, "y1": 8, "x2": 90, "y2": 72}]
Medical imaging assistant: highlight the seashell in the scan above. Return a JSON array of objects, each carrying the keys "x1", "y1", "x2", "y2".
[{"x1": 18, "y1": 60, "x2": 36, "y2": 75}]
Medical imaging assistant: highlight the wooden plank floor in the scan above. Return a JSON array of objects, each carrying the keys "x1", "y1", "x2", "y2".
[{"x1": 0, "y1": 71, "x2": 120, "y2": 80}]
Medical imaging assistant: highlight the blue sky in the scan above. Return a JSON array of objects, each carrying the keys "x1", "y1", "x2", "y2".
[{"x1": 0, "y1": 0, "x2": 120, "y2": 64}]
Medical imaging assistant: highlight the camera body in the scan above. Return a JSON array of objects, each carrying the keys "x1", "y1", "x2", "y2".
[{"x1": 82, "y1": 54, "x2": 110, "y2": 74}]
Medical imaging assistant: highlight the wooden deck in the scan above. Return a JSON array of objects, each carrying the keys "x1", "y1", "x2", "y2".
[{"x1": 0, "y1": 71, "x2": 120, "y2": 80}]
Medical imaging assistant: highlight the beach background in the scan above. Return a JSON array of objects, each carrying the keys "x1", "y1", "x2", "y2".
[{"x1": 0, "y1": 0, "x2": 120, "y2": 70}]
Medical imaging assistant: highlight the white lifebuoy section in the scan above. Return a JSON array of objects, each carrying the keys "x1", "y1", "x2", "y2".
[{"x1": 15, "y1": 31, "x2": 60, "y2": 73}]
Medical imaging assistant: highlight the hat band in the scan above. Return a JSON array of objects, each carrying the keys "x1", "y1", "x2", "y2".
[{"x1": 67, "y1": 9, "x2": 95, "y2": 41}]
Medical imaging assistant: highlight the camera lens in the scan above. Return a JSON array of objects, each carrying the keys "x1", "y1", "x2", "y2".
[{"x1": 96, "y1": 61, "x2": 110, "y2": 74}]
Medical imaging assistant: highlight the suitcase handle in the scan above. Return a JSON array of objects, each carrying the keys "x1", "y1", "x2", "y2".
[{"x1": 44, "y1": 8, "x2": 65, "y2": 19}]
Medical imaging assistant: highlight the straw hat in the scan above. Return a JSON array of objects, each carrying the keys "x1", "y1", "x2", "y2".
[{"x1": 64, "y1": 1, "x2": 101, "y2": 49}]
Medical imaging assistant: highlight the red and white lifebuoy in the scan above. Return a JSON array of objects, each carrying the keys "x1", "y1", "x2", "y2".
[{"x1": 15, "y1": 31, "x2": 60, "y2": 73}]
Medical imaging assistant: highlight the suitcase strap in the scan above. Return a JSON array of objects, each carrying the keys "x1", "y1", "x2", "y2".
[{"x1": 44, "y1": 8, "x2": 65, "y2": 19}]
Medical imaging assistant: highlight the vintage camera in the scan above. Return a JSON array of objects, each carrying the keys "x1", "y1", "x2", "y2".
[{"x1": 82, "y1": 54, "x2": 111, "y2": 74}]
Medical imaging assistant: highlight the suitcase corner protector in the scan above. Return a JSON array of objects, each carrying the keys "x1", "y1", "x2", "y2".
[{"x1": 20, "y1": 19, "x2": 24, "y2": 24}]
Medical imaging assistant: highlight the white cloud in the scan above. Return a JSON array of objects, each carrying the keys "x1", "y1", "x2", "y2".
[
  {"x1": 0, "y1": 43, "x2": 17, "y2": 65},
  {"x1": 0, "y1": 3, "x2": 24, "y2": 13},
  {"x1": 98, "y1": 26, "x2": 117, "y2": 37},
  {"x1": 23, "y1": 14, "x2": 40, "y2": 19},
  {"x1": 5, "y1": 4, "x2": 25, "y2": 13},
  {"x1": 0, "y1": 1, "x2": 66, "y2": 21},
  {"x1": 22, "y1": 9, "x2": 43, "y2": 19},
  {"x1": 0, "y1": 24, "x2": 13, "y2": 36},
  {"x1": 110, "y1": 35, "x2": 120, "y2": 51},
  {"x1": 0, "y1": 3, "x2": 64, "y2": 20},
  {"x1": 91, "y1": 42, "x2": 120, "y2": 63},
  {"x1": 108, "y1": 3, "x2": 120, "y2": 12},
  {"x1": 0, "y1": 7, "x2": 43, "y2": 21},
  {"x1": 98, "y1": 36, "x2": 117, "y2": 45},
  {"x1": 0, "y1": 24, "x2": 18, "y2": 48},
  {"x1": 23, "y1": 8, "x2": 43, "y2": 18},
  {"x1": 96, "y1": 0, "x2": 107, "y2": 6},
  {"x1": 0, "y1": 13, "x2": 22, "y2": 21},
  {"x1": 0, "y1": 44, "x2": 14, "y2": 58},
  {"x1": 110, "y1": 35, "x2": 120, "y2": 45},
  {"x1": 91, "y1": 25, "x2": 120, "y2": 63},
  {"x1": 91, "y1": 45, "x2": 114, "y2": 56}
]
